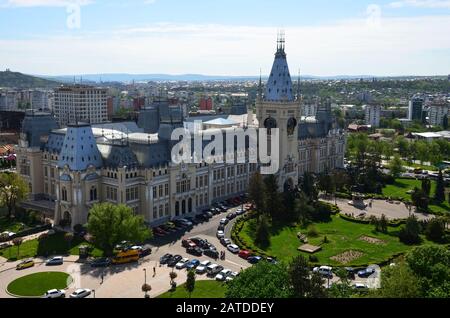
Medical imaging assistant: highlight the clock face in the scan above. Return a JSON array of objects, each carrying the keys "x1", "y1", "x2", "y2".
[{"x1": 287, "y1": 117, "x2": 297, "y2": 136}]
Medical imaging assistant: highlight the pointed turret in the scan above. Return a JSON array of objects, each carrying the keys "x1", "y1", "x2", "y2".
[
  {"x1": 58, "y1": 123, "x2": 103, "y2": 171},
  {"x1": 264, "y1": 31, "x2": 294, "y2": 102}
]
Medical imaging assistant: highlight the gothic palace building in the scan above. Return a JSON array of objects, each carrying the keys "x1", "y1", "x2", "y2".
[{"x1": 16, "y1": 39, "x2": 346, "y2": 228}]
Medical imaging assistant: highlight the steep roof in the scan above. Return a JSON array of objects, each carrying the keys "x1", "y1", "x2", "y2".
[
  {"x1": 264, "y1": 39, "x2": 294, "y2": 102},
  {"x1": 57, "y1": 123, "x2": 103, "y2": 171}
]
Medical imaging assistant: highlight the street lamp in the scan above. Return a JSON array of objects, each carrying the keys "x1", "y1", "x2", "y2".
[
  {"x1": 143, "y1": 268, "x2": 147, "y2": 285},
  {"x1": 92, "y1": 289, "x2": 96, "y2": 298}
]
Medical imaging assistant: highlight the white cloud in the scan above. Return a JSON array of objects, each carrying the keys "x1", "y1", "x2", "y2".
[
  {"x1": 0, "y1": 0, "x2": 93, "y2": 7},
  {"x1": 389, "y1": 0, "x2": 450, "y2": 8},
  {"x1": 1, "y1": 15, "x2": 450, "y2": 76}
]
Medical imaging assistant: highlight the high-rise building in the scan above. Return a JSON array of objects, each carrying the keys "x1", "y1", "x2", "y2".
[
  {"x1": 428, "y1": 100, "x2": 449, "y2": 127},
  {"x1": 365, "y1": 104, "x2": 381, "y2": 127},
  {"x1": 53, "y1": 85, "x2": 108, "y2": 127},
  {"x1": 408, "y1": 97, "x2": 424, "y2": 122},
  {"x1": 199, "y1": 97, "x2": 213, "y2": 111}
]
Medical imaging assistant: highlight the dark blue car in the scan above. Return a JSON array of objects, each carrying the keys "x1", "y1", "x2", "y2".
[
  {"x1": 247, "y1": 256, "x2": 262, "y2": 264},
  {"x1": 358, "y1": 267, "x2": 376, "y2": 278},
  {"x1": 185, "y1": 259, "x2": 200, "y2": 270},
  {"x1": 90, "y1": 257, "x2": 111, "y2": 268}
]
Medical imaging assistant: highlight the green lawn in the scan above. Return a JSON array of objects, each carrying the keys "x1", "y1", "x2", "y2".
[
  {"x1": 0, "y1": 232, "x2": 103, "y2": 261},
  {"x1": 382, "y1": 178, "x2": 450, "y2": 214},
  {"x1": 239, "y1": 215, "x2": 440, "y2": 267},
  {"x1": 158, "y1": 280, "x2": 226, "y2": 298},
  {"x1": 7, "y1": 272, "x2": 72, "y2": 297}
]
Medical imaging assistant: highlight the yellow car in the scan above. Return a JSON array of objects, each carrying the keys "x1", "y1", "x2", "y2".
[{"x1": 16, "y1": 259, "x2": 35, "y2": 270}]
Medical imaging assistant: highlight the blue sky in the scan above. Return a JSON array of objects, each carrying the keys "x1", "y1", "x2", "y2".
[{"x1": 1, "y1": 0, "x2": 450, "y2": 76}]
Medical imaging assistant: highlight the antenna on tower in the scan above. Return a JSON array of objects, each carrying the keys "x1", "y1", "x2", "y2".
[
  {"x1": 297, "y1": 68, "x2": 301, "y2": 100},
  {"x1": 277, "y1": 29, "x2": 285, "y2": 51},
  {"x1": 258, "y1": 68, "x2": 263, "y2": 100}
]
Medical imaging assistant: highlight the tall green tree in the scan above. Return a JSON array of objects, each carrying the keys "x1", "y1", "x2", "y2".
[
  {"x1": 379, "y1": 263, "x2": 422, "y2": 298},
  {"x1": 264, "y1": 175, "x2": 282, "y2": 219},
  {"x1": 388, "y1": 154, "x2": 404, "y2": 179},
  {"x1": 398, "y1": 215, "x2": 421, "y2": 245},
  {"x1": 87, "y1": 203, "x2": 151, "y2": 256},
  {"x1": 301, "y1": 172, "x2": 318, "y2": 201},
  {"x1": 255, "y1": 215, "x2": 270, "y2": 248},
  {"x1": 288, "y1": 255, "x2": 311, "y2": 298},
  {"x1": 185, "y1": 269, "x2": 196, "y2": 298},
  {"x1": 411, "y1": 187, "x2": 429, "y2": 212},
  {"x1": 0, "y1": 172, "x2": 29, "y2": 218},
  {"x1": 424, "y1": 218, "x2": 446, "y2": 243},
  {"x1": 248, "y1": 173, "x2": 266, "y2": 216},
  {"x1": 225, "y1": 261, "x2": 291, "y2": 298},
  {"x1": 434, "y1": 170, "x2": 445, "y2": 203}
]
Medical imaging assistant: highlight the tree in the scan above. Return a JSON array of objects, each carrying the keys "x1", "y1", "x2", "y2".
[
  {"x1": 12, "y1": 237, "x2": 23, "y2": 259},
  {"x1": 421, "y1": 179, "x2": 431, "y2": 198},
  {"x1": 328, "y1": 268, "x2": 354, "y2": 298},
  {"x1": 255, "y1": 215, "x2": 270, "y2": 248},
  {"x1": 398, "y1": 215, "x2": 421, "y2": 245},
  {"x1": 309, "y1": 272, "x2": 328, "y2": 298},
  {"x1": 388, "y1": 154, "x2": 404, "y2": 179},
  {"x1": 248, "y1": 173, "x2": 266, "y2": 216},
  {"x1": 379, "y1": 263, "x2": 421, "y2": 298},
  {"x1": 434, "y1": 170, "x2": 445, "y2": 204},
  {"x1": 0, "y1": 172, "x2": 29, "y2": 218},
  {"x1": 185, "y1": 269, "x2": 196, "y2": 298},
  {"x1": 379, "y1": 214, "x2": 388, "y2": 234},
  {"x1": 226, "y1": 261, "x2": 291, "y2": 298},
  {"x1": 142, "y1": 284, "x2": 152, "y2": 298},
  {"x1": 288, "y1": 255, "x2": 311, "y2": 298},
  {"x1": 406, "y1": 245, "x2": 450, "y2": 297},
  {"x1": 424, "y1": 218, "x2": 446, "y2": 243},
  {"x1": 264, "y1": 175, "x2": 282, "y2": 219},
  {"x1": 169, "y1": 271, "x2": 178, "y2": 286},
  {"x1": 411, "y1": 187, "x2": 429, "y2": 212},
  {"x1": 301, "y1": 172, "x2": 318, "y2": 201},
  {"x1": 87, "y1": 203, "x2": 151, "y2": 256}
]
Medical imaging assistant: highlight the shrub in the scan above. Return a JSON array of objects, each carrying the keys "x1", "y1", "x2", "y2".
[
  {"x1": 309, "y1": 255, "x2": 319, "y2": 263},
  {"x1": 307, "y1": 225, "x2": 319, "y2": 238},
  {"x1": 398, "y1": 216, "x2": 421, "y2": 245},
  {"x1": 425, "y1": 218, "x2": 446, "y2": 243}
]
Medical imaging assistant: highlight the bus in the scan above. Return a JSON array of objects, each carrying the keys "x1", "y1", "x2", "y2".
[{"x1": 112, "y1": 249, "x2": 140, "y2": 265}]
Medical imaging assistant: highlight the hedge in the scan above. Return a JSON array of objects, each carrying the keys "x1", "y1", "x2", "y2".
[
  {"x1": 0, "y1": 224, "x2": 53, "y2": 242},
  {"x1": 339, "y1": 213, "x2": 405, "y2": 227}
]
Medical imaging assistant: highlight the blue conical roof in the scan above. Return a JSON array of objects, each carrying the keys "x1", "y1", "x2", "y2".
[
  {"x1": 264, "y1": 42, "x2": 294, "y2": 102},
  {"x1": 58, "y1": 123, "x2": 103, "y2": 171}
]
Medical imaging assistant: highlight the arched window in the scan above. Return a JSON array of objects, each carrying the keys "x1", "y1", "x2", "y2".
[
  {"x1": 61, "y1": 187, "x2": 68, "y2": 201},
  {"x1": 182, "y1": 200, "x2": 186, "y2": 214},
  {"x1": 90, "y1": 186, "x2": 97, "y2": 201},
  {"x1": 188, "y1": 198, "x2": 192, "y2": 213},
  {"x1": 175, "y1": 201, "x2": 180, "y2": 216}
]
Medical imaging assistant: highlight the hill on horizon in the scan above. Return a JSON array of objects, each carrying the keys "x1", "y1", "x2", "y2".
[{"x1": 0, "y1": 70, "x2": 62, "y2": 89}]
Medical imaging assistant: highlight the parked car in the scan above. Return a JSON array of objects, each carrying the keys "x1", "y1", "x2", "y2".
[
  {"x1": 205, "y1": 211, "x2": 214, "y2": 218},
  {"x1": 139, "y1": 247, "x2": 152, "y2": 258},
  {"x1": 187, "y1": 246, "x2": 203, "y2": 257},
  {"x1": 69, "y1": 289, "x2": 92, "y2": 298},
  {"x1": 0, "y1": 231, "x2": 15, "y2": 239},
  {"x1": 345, "y1": 267, "x2": 355, "y2": 279},
  {"x1": 195, "y1": 260, "x2": 211, "y2": 274},
  {"x1": 182, "y1": 239, "x2": 197, "y2": 248},
  {"x1": 220, "y1": 218, "x2": 229, "y2": 225},
  {"x1": 358, "y1": 267, "x2": 376, "y2": 278},
  {"x1": 185, "y1": 217, "x2": 198, "y2": 225},
  {"x1": 220, "y1": 238, "x2": 232, "y2": 246},
  {"x1": 185, "y1": 259, "x2": 200, "y2": 270},
  {"x1": 16, "y1": 259, "x2": 35, "y2": 270},
  {"x1": 191, "y1": 237, "x2": 207, "y2": 248},
  {"x1": 43, "y1": 289, "x2": 65, "y2": 298},
  {"x1": 353, "y1": 283, "x2": 369, "y2": 290},
  {"x1": 203, "y1": 248, "x2": 220, "y2": 259},
  {"x1": 195, "y1": 214, "x2": 208, "y2": 223},
  {"x1": 235, "y1": 208, "x2": 245, "y2": 216},
  {"x1": 227, "y1": 244, "x2": 240, "y2": 254},
  {"x1": 159, "y1": 253, "x2": 173, "y2": 265},
  {"x1": 313, "y1": 266, "x2": 333, "y2": 278},
  {"x1": 90, "y1": 257, "x2": 111, "y2": 268},
  {"x1": 217, "y1": 224, "x2": 225, "y2": 231},
  {"x1": 175, "y1": 258, "x2": 190, "y2": 269},
  {"x1": 167, "y1": 255, "x2": 183, "y2": 267},
  {"x1": 238, "y1": 250, "x2": 252, "y2": 260},
  {"x1": 153, "y1": 227, "x2": 168, "y2": 236},
  {"x1": 115, "y1": 240, "x2": 131, "y2": 250},
  {"x1": 247, "y1": 256, "x2": 262, "y2": 264},
  {"x1": 207, "y1": 264, "x2": 224, "y2": 276},
  {"x1": 46, "y1": 256, "x2": 63, "y2": 266},
  {"x1": 266, "y1": 257, "x2": 278, "y2": 264},
  {"x1": 215, "y1": 269, "x2": 232, "y2": 281},
  {"x1": 216, "y1": 230, "x2": 225, "y2": 239},
  {"x1": 226, "y1": 213, "x2": 236, "y2": 220},
  {"x1": 226, "y1": 271, "x2": 239, "y2": 282}
]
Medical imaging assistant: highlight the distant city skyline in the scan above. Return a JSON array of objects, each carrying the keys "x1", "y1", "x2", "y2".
[{"x1": 1, "y1": 0, "x2": 450, "y2": 76}]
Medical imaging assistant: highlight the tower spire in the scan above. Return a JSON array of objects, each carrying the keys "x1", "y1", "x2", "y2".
[
  {"x1": 277, "y1": 30, "x2": 285, "y2": 52},
  {"x1": 297, "y1": 68, "x2": 301, "y2": 101},
  {"x1": 258, "y1": 68, "x2": 263, "y2": 100}
]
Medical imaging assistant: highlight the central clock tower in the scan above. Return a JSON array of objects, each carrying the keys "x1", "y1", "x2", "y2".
[{"x1": 256, "y1": 33, "x2": 301, "y2": 191}]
